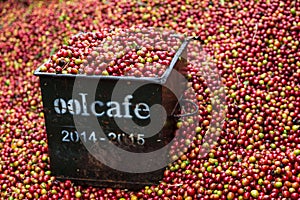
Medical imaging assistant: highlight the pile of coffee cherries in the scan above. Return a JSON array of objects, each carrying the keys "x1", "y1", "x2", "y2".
[
  {"x1": 0, "y1": 0, "x2": 299, "y2": 199},
  {"x1": 40, "y1": 27, "x2": 185, "y2": 78}
]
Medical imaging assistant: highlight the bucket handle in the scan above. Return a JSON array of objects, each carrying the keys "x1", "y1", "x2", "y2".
[{"x1": 173, "y1": 99, "x2": 199, "y2": 118}]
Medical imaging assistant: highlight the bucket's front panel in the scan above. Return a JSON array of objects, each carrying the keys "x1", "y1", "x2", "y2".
[{"x1": 39, "y1": 76, "x2": 178, "y2": 188}]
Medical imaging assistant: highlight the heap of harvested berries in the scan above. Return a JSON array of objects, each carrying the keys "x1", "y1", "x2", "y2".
[{"x1": 39, "y1": 27, "x2": 185, "y2": 77}]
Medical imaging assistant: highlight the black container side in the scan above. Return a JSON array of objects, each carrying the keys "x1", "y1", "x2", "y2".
[{"x1": 38, "y1": 75, "x2": 168, "y2": 189}]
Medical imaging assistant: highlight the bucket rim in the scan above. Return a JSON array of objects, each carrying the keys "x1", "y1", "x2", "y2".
[{"x1": 34, "y1": 38, "x2": 191, "y2": 84}]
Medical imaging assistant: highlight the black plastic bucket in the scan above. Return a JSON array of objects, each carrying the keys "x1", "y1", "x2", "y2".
[{"x1": 34, "y1": 38, "x2": 195, "y2": 189}]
